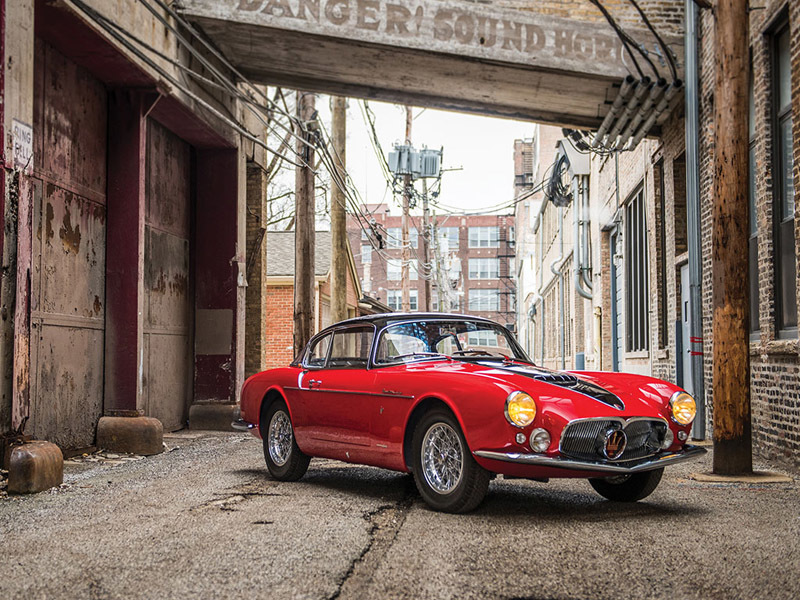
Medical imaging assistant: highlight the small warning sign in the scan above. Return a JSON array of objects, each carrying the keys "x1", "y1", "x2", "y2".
[{"x1": 12, "y1": 119, "x2": 33, "y2": 174}]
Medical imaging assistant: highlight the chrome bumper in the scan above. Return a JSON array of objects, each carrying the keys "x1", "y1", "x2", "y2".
[
  {"x1": 231, "y1": 418, "x2": 255, "y2": 432},
  {"x1": 474, "y1": 444, "x2": 707, "y2": 475}
]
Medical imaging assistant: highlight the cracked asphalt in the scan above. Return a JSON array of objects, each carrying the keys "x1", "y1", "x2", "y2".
[{"x1": 0, "y1": 431, "x2": 798, "y2": 600}]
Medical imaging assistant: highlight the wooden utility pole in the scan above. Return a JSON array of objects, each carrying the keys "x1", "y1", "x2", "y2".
[
  {"x1": 330, "y1": 96, "x2": 348, "y2": 323},
  {"x1": 712, "y1": 0, "x2": 752, "y2": 474},
  {"x1": 294, "y1": 91, "x2": 316, "y2": 356},
  {"x1": 421, "y1": 178, "x2": 431, "y2": 311},
  {"x1": 401, "y1": 106, "x2": 413, "y2": 312}
]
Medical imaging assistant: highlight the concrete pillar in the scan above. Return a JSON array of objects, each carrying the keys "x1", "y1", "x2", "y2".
[
  {"x1": 190, "y1": 148, "x2": 241, "y2": 429},
  {"x1": 98, "y1": 90, "x2": 163, "y2": 454},
  {"x1": 104, "y1": 90, "x2": 148, "y2": 416},
  {"x1": 245, "y1": 162, "x2": 267, "y2": 379}
]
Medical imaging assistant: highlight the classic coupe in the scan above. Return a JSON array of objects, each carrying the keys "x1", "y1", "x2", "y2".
[{"x1": 233, "y1": 313, "x2": 705, "y2": 513}]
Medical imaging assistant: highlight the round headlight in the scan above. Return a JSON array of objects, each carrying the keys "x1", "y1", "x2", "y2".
[
  {"x1": 505, "y1": 391, "x2": 537, "y2": 428},
  {"x1": 670, "y1": 391, "x2": 697, "y2": 426},
  {"x1": 529, "y1": 428, "x2": 551, "y2": 453}
]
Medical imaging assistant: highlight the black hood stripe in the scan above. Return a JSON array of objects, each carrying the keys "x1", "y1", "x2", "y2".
[{"x1": 477, "y1": 362, "x2": 625, "y2": 410}]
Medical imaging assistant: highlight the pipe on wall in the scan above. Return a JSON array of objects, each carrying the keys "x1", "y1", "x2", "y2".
[
  {"x1": 550, "y1": 206, "x2": 568, "y2": 371},
  {"x1": 574, "y1": 175, "x2": 593, "y2": 300}
]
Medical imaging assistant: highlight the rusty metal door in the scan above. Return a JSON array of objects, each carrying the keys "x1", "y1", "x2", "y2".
[
  {"x1": 143, "y1": 120, "x2": 193, "y2": 431},
  {"x1": 29, "y1": 39, "x2": 107, "y2": 448}
]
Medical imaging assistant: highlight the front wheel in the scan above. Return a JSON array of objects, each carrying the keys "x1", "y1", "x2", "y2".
[
  {"x1": 262, "y1": 400, "x2": 310, "y2": 481},
  {"x1": 412, "y1": 409, "x2": 490, "y2": 513},
  {"x1": 588, "y1": 468, "x2": 664, "y2": 502}
]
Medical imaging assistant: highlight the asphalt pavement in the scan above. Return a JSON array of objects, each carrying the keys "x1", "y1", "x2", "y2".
[{"x1": 0, "y1": 431, "x2": 797, "y2": 600}]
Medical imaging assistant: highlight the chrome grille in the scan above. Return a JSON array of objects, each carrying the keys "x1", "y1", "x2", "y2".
[{"x1": 559, "y1": 418, "x2": 668, "y2": 462}]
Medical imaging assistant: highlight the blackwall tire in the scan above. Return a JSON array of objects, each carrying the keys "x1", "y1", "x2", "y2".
[
  {"x1": 411, "y1": 409, "x2": 490, "y2": 513},
  {"x1": 261, "y1": 400, "x2": 310, "y2": 482},
  {"x1": 588, "y1": 467, "x2": 664, "y2": 502}
]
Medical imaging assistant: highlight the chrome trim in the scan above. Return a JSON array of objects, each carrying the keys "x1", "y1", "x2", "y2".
[
  {"x1": 369, "y1": 317, "x2": 528, "y2": 368},
  {"x1": 558, "y1": 415, "x2": 669, "y2": 455},
  {"x1": 669, "y1": 391, "x2": 697, "y2": 425},
  {"x1": 474, "y1": 444, "x2": 707, "y2": 474},
  {"x1": 283, "y1": 386, "x2": 414, "y2": 400},
  {"x1": 300, "y1": 322, "x2": 378, "y2": 370},
  {"x1": 231, "y1": 419, "x2": 255, "y2": 432}
]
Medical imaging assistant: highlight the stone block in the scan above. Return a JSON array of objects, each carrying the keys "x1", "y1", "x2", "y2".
[
  {"x1": 189, "y1": 403, "x2": 238, "y2": 431},
  {"x1": 7, "y1": 441, "x2": 64, "y2": 494},
  {"x1": 97, "y1": 416, "x2": 163, "y2": 455}
]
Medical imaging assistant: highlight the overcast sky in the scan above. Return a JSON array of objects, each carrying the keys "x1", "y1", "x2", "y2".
[{"x1": 316, "y1": 98, "x2": 536, "y2": 217}]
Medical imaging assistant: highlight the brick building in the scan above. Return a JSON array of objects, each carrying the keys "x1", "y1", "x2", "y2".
[
  {"x1": 515, "y1": 1, "x2": 800, "y2": 471},
  {"x1": 265, "y1": 230, "x2": 387, "y2": 369},
  {"x1": 347, "y1": 205, "x2": 516, "y2": 326}
]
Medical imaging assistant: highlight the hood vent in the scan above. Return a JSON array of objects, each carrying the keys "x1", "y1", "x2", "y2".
[{"x1": 537, "y1": 376, "x2": 625, "y2": 410}]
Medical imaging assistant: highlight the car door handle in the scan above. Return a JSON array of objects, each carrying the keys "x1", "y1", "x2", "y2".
[{"x1": 307, "y1": 379, "x2": 321, "y2": 389}]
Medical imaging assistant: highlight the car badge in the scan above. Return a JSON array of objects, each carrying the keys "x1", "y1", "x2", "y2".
[{"x1": 603, "y1": 429, "x2": 627, "y2": 460}]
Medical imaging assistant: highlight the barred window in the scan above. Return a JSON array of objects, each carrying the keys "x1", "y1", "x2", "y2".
[{"x1": 625, "y1": 187, "x2": 649, "y2": 352}]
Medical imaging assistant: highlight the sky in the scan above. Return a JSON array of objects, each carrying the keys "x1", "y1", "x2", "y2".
[{"x1": 317, "y1": 97, "x2": 536, "y2": 218}]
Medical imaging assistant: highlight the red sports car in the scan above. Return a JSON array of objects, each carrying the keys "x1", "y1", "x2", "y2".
[{"x1": 234, "y1": 313, "x2": 705, "y2": 513}]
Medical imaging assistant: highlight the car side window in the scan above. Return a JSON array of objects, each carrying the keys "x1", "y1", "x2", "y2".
[
  {"x1": 304, "y1": 333, "x2": 332, "y2": 368},
  {"x1": 328, "y1": 327, "x2": 374, "y2": 369}
]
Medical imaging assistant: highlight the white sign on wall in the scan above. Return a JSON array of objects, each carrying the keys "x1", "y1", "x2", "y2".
[{"x1": 12, "y1": 119, "x2": 33, "y2": 174}]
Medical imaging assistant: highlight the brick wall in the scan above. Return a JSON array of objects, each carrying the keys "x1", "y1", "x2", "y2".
[
  {"x1": 693, "y1": 0, "x2": 800, "y2": 470},
  {"x1": 265, "y1": 285, "x2": 295, "y2": 369}
]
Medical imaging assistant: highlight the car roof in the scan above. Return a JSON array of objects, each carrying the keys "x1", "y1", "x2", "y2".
[{"x1": 319, "y1": 312, "x2": 498, "y2": 333}]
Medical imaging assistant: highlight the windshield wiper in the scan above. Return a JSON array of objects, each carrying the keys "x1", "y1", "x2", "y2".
[{"x1": 391, "y1": 352, "x2": 449, "y2": 361}]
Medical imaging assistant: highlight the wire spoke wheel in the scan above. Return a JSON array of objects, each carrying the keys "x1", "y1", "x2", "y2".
[
  {"x1": 268, "y1": 410, "x2": 293, "y2": 467},
  {"x1": 422, "y1": 423, "x2": 464, "y2": 494}
]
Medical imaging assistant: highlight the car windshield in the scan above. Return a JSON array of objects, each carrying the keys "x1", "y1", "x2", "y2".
[{"x1": 374, "y1": 320, "x2": 531, "y2": 365}]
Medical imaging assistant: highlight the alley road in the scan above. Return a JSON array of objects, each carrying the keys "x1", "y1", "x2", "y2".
[{"x1": 0, "y1": 431, "x2": 798, "y2": 600}]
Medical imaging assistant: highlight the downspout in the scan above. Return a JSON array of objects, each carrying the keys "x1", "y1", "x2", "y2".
[
  {"x1": 550, "y1": 207, "x2": 567, "y2": 370},
  {"x1": 532, "y1": 198, "x2": 548, "y2": 365},
  {"x1": 685, "y1": 0, "x2": 706, "y2": 438},
  {"x1": 574, "y1": 175, "x2": 593, "y2": 300}
]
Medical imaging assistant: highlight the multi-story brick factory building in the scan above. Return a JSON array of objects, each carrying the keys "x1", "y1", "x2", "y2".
[{"x1": 347, "y1": 205, "x2": 517, "y2": 328}]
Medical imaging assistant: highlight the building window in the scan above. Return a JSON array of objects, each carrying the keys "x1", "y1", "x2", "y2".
[
  {"x1": 439, "y1": 226, "x2": 459, "y2": 250},
  {"x1": 625, "y1": 187, "x2": 649, "y2": 352},
  {"x1": 361, "y1": 245, "x2": 372, "y2": 264},
  {"x1": 361, "y1": 229, "x2": 369, "y2": 241},
  {"x1": 774, "y1": 23, "x2": 796, "y2": 333},
  {"x1": 507, "y1": 226, "x2": 515, "y2": 243},
  {"x1": 387, "y1": 289, "x2": 418, "y2": 311},
  {"x1": 468, "y1": 226, "x2": 500, "y2": 248},
  {"x1": 386, "y1": 227, "x2": 418, "y2": 249},
  {"x1": 468, "y1": 288, "x2": 500, "y2": 312},
  {"x1": 387, "y1": 258, "x2": 417, "y2": 281},
  {"x1": 749, "y1": 61, "x2": 759, "y2": 333},
  {"x1": 468, "y1": 258, "x2": 500, "y2": 279},
  {"x1": 467, "y1": 331, "x2": 499, "y2": 346}
]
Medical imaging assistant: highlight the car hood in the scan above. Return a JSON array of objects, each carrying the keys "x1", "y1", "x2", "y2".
[{"x1": 408, "y1": 359, "x2": 670, "y2": 416}]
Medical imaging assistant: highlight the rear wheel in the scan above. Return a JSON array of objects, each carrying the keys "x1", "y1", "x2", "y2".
[
  {"x1": 412, "y1": 409, "x2": 490, "y2": 513},
  {"x1": 588, "y1": 468, "x2": 664, "y2": 502},
  {"x1": 261, "y1": 400, "x2": 310, "y2": 481}
]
